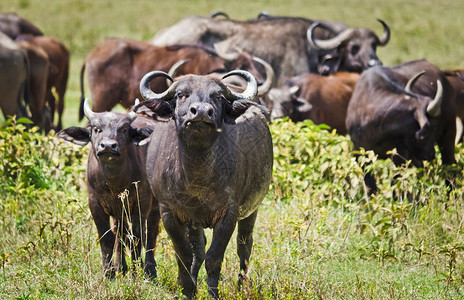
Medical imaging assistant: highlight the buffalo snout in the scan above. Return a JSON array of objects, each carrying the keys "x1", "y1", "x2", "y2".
[
  {"x1": 97, "y1": 138, "x2": 119, "y2": 156},
  {"x1": 188, "y1": 102, "x2": 215, "y2": 123}
]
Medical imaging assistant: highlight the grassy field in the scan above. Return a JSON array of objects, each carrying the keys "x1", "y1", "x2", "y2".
[{"x1": 1, "y1": 0, "x2": 464, "y2": 299}]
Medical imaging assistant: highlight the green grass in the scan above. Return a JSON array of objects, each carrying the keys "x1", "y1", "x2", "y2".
[{"x1": 1, "y1": 0, "x2": 464, "y2": 299}]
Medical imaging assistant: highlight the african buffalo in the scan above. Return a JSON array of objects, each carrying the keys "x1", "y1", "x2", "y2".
[
  {"x1": 79, "y1": 38, "x2": 269, "y2": 120},
  {"x1": 0, "y1": 12, "x2": 42, "y2": 39},
  {"x1": 16, "y1": 34, "x2": 70, "y2": 131},
  {"x1": 57, "y1": 99, "x2": 160, "y2": 279},
  {"x1": 0, "y1": 31, "x2": 30, "y2": 121},
  {"x1": 135, "y1": 70, "x2": 273, "y2": 298},
  {"x1": 15, "y1": 38, "x2": 52, "y2": 132},
  {"x1": 150, "y1": 14, "x2": 390, "y2": 85},
  {"x1": 346, "y1": 60, "x2": 456, "y2": 195},
  {"x1": 268, "y1": 72, "x2": 359, "y2": 134}
]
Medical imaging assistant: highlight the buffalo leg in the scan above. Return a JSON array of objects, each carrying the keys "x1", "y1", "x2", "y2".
[
  {"x1": 113, "y1": 218, "x2": 128, "y2": 275},
  {"x1": 188, "y1": 226, "x2": 206, "y2": 284},
  {"x1": 161, "y1": 208, "x2": 195, "y2": 298},
  {"x1": 236, "y1": 210, "x2": 258, "y2": 288},
  {"x1": 205, "y1": 207, "x2": 238, "y2": 299},
  {"x1": 88, "y1": 196, "x2": 116, "y2": 277},
  {"x1": 144, "y1": 202, "x2": 160, "y2": 280}
]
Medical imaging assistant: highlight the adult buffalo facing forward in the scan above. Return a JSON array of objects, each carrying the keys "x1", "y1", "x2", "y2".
[
  {"x1": 151, "y1": 14, "x2": 390, "y2": 85},
  {"x1": 135, "y1": 70, "x2": 273, "y2": 298},
  {"x1": 57, "y1": 100, "x2": 160, "y2": 279},
  {"x1": 346, "y1": 60, "x2": 456, "y2": 195}
]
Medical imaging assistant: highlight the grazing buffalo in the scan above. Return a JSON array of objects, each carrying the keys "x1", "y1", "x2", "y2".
[
  {"x1": 150, "y1": 14, "x2": 390, "y2": 85},
  {"x1": 135, "y1": 70, "x2": 273, "y2": 298},
  {"x1": 0, "y1": 12, "x2": 42, "y2": 39},
  {"x1": 268, "y1": 72, "x2": 359, "y2": 134},
  {"x1": 0, "y1": 31, "x2": 30, "y2": 121},
  {"x1": 79, "y1": 38, "x2": 269, "y2": 120},
  {"x1": 15, "y1": 38, "x2": 52, "y2": 132},
  {"x1": 57, "y1": 99, "x2": 160, "y2": 279},
  {"x1": 16, "y1": 34, "x2": 70, "y2": 131},
  {"x1": 346, "y1": 60, "x2": 456, "y2": 195}
]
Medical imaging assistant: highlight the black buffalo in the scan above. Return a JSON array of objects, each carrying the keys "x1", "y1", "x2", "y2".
[
  {"x1": 346, "y1": 60, "x2": 456, "y2": 194},
  {"x1": 57, "y1": 100, "x2": 160, "y2": 279},
  {"x1": 135, "y1": 70, "x2": 273, "y2": 298}
]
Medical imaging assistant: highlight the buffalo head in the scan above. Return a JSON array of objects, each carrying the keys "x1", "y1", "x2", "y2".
[
  {"x1": 139, "y1": 70, "x2": 258, "y2": 149},
  {"x1": 308, "y1": 19, "x2": 390, "y2": 74},
  {"x1": 57, "y1": 99, "x2": 152, "y2": 165}
]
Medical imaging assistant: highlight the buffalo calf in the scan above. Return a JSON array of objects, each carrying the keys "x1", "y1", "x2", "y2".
[{"x1": 57, "y1": 99, "x2": 160, "y2": 279}]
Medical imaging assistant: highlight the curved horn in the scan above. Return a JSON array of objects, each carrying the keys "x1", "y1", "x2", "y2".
[
  {"x1": 210, "y1": 11, "x2": 229, "y2": 19},
  {"x1": 128, "y1": 99, "x2": 139, "y2": 121},
  {"x1": 167, "y1": 59, "x2": 190, "y2": 86},
  {"x1": 377, "y1": 19, "x2": 390, "y2": 46},
  {"x1": 405, "y1": 71, "x2": 425, "y2": 94},
  {"x1": 307, "y1": 22, "x2": 355, "y2": 50},
  {"x1": 213, "y1": 43, "x2": 238, "y2": 62},
  {"x1": 222, "y1": 70, "x2": 258, "y2": 101},
  {"x1": 83, "y1": 98, "x2": 96, "y2": 121},
  {"x1": 139, "y1": 71, "x2": 177, "y2": 101},
  {"x1": 427, "y1": 80, "x2": 443, "y2": 117},
  {"x1": 253, "y1": 56, "x2": 275, "y2": 96}
]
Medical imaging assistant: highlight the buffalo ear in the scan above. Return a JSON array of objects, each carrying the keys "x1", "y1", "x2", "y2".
[
  {"x1": 318, "y1": 54, "x2": 341, "y2": 75},
  {"x1": 56, "y1": 126, "x2": 90, "y2": 146},
  {"x1": 226, "y1": 100, "x2": 253, "y2": 117},
  {"x1": 130, "y1": 127, "x2": 153, "y2": 146}
]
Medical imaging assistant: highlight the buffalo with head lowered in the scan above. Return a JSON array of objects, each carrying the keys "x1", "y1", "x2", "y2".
[{"x1": 346, "y1": 59, "x2": 456, "y2": 195}]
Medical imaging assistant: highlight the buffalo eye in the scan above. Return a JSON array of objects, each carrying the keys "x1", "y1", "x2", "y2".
[
  {"x1": 350, "y1": 45, "x2": 360, "y2": 55},
  {"x1": 176, "y1": 92, "x2": 186, "y2": 99},
  {"x1": 93, "y1": 127, "x2": 101, "y2": 134}
]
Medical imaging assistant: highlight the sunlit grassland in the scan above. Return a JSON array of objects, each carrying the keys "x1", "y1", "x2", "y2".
[{"x1": 1, "y1": 0, "x2": 464, "y2": 299}]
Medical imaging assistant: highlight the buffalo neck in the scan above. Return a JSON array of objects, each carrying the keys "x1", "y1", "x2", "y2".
[
  {"x1": 88, "y1": 146, "x2": 142, "y2": 192},
  {"x1": 176, "y1": 135, "x2": 232, "y2": 187}
]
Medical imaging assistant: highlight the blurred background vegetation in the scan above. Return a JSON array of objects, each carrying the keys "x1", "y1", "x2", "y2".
[{"x1": 1, "y1": 0, "x2": 464, "y2": 298}]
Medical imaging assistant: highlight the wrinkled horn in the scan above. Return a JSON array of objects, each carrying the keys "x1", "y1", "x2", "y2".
[
  {"x1": 405, "y1": 71, "x2": 425, "y2": 94},
  {"x1": 139, "y1": 71, "x2": 177, "y2": 101},
  {"x1": 377, "y1": 19, "x2": 390, "y2": 46},
  {"x1": 83, "y1": 98, "x2": 96, "y2": 121},
  {"x1": 222, "y1": 70, "x2": 258, "y2": 101},
  {"x1": 426, "y1": 80, "x2": 443, "y2": 117},
  {"x1": 307, "y1": 22, "x2": 355, "y2": 50},
  {"x1": 253, "y1": 56, "x2": 275, "y2": 96},
  {"x1": 167, "y1": 59, "x2": 190, "y2": 87}
]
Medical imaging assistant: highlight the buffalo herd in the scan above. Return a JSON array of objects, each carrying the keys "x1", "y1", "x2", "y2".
[{"x1": 2, "y1": 10, "x2": 462, "y2": 299}]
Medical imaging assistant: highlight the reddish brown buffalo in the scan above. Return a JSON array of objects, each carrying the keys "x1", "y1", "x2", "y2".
[
  {"x1": 15, "y1": 38, "x2": 51, "y2": 132},
  {"x1": 79, "y1": 38, "x2": 267, "y2": 120},
  {"x1": 268, "y1": 72, "x2": 359, "y2": 135},
  {"x1": 16, "y1": 34, "x2": 70, "y2": 131}
]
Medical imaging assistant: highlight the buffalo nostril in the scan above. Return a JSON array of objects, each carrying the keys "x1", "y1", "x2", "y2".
[
  {"x1": 190, "y1": 107, "x2": 197, "y2": 115},
  {"x1": 111, "y1": 143, "x2": 117, "y2": 150},
  {"x1": 208, "y1": 108, "x2": 214, "y2": 117}
]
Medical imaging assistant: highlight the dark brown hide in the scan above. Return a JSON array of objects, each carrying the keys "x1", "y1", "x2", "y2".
[{"x1": 57, "y1": 103, "x2": 160, "y2": 279}]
